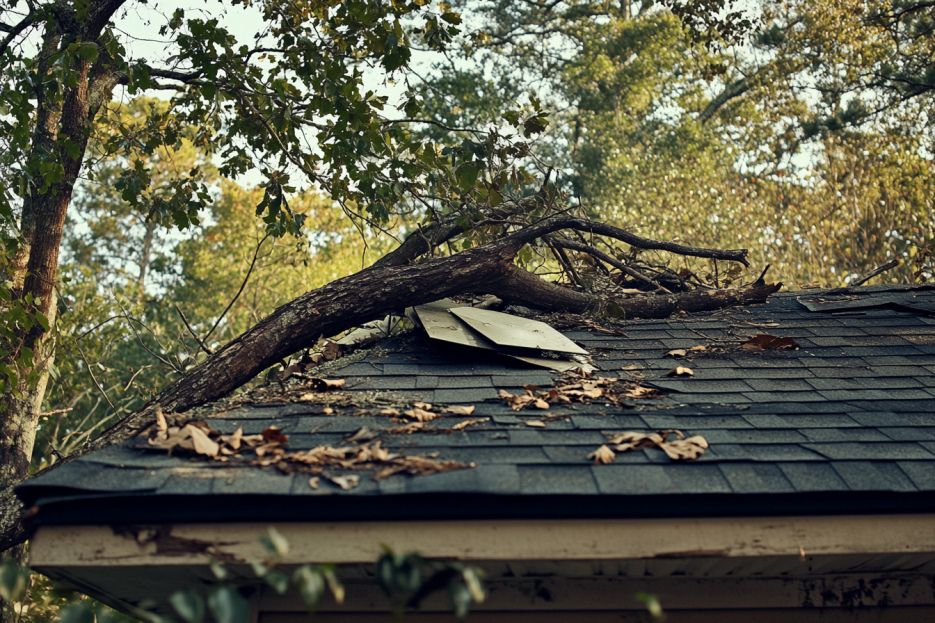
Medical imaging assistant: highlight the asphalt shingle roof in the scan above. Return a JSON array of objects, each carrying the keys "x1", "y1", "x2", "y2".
[{"x1": 17, "y1": 285, "x2": 935, "y2": 524}]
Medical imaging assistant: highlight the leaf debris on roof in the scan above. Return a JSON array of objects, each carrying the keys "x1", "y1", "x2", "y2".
[
  {"x1": 144, "y1": 415, "x2": 473, "y2": 482},
  {"x1": 498, "y1": 375, "x2": 658, "y2": 412},
  {"x1": 596, "y1": 430, "x2": 709, "y2": 462}
]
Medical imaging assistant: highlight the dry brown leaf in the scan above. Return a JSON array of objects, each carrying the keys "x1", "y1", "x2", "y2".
[
  {"x1": 605, "y1": 429, "x2": 708, "y2": 461},
  {"x1": 498, "y1": 389, "x2": 536, "y2": 411},
  {"x1": 310, "y1": 377, "x2": 347, "y2": 390},
  {"x1": 308, "y1": 477, "x2": 319, "y2": 490},
  {"x1": 666, "y1": 348, "x2": 687, "y2": 358},
  {"x1": 451, "y1": 417, "x2": 489, "y2": 431},
  {"x1": 326, "y1": 474, "x2": 360, "y2": 490},
  {"x1": 659, "y1": 435, "x2": 708, "y2": 460},
  {"x1": 379, "y1": 407, "x2": 401, "y2": 417},
  {"x1": 154, "y1": 406, "x2": 167, "y2": 436},
  {"x1": 588, "y1": 444, "x2": 615, "y2": 464},
  {"x1": 443, "y1": 405, "x2": 476, "y2": 416},
  {"x1": 322, "y1": 407, "x2": 335, "y2": 415},
  {"x1": 389, "y1": 422, "x2": 425, "y2": 434},
  {"x1": 261, "y1": 427, "x2": 289, "y2": 444},
  {"x1": 373, "y1": 455, "x2": 473, "y2": 480},
  {"x1": 688, "y1": 345, "x2": 708, "y2": 352},
  {"x1": 533, "y1": 398, "x2": 550, "y2": 410},
  {"x1": 346, "y1": 427, "x2": 376, "y2": 443},
  {"x1": 740, "y1": 334, "x2": 799, "y2": 351},
  {"x1": 222, "y1": 427, "x2": 243, "y2": 451},
  {"x1": 187, "y1": 424, "x2": 220, "y2": 457},
  {"x1": 524, "y1": 419, "x2": 547, "y2": 428},
  {"x1": 622, "y1": 385, "x2": 656, "y2": 398},
  {"x1": 403, "y1": 407, "x2": 438, "y2": 422},
  {"x1": 412, "y1": 401, "x2": 433, "y2": 410},
  {"x1": 668, "y1": 366, "x2": 694, "y2": 377}
]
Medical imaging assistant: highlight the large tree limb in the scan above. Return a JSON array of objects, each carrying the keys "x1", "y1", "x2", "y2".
[
  {"x1": 699, "y1": 75, "x2": 752, "y2": 123},
  {"x1": 489, "y1": 264, "x2": 781, "y2": 318},
  {"x1": 373, "y1": 195, "x2": 546, "y2": 268}
]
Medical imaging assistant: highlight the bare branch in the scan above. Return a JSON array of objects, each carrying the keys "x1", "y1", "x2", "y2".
[
  {"x1": 548, "y1": 236, "x2": 663, "y2": 291},
  {"x1": 203, "y1": 233, "x2": 270, "y2": 345},
  {"x1": 505, "y1": 216, "x2": 750, "y2": 265},
  {"x1": 175, "y1": 305, "x2": 212, "y2": 356}
]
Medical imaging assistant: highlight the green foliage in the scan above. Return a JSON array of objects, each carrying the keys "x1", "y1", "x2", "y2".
[
  {"x1": 0, "y1": 559, "x2": 29, "y2": 602},
  {"x1": 376, "y1": 549, "x2": 486, "y2": 619},
  {"x1": 430, "y1": 0, "x2": 933, "y2": 286}
]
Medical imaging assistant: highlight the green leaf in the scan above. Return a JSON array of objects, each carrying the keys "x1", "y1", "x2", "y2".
[
  {"x1": 207, "y1": 587, "x2": 249, "y2": 623},
  {"x1": 170, "y1": 590, "x2": 205, "y2": 623},
  {"x1": 60, "y1": 602, "x2": 95, "y2": 623},
  {"x1": 292, "y1": 566, "x2": 325, "y2": 612},
  {"x1": 260, "y1": 527, "x2": 289, "y2": 558},
  {"x1": 502, "y1": 110, "x2": 520, "y2": 126},
  {"x1": 73, "y1": 42, "x2": 100, "y2": 63},
  {"x1": 448, "y1": 581, "x2": 472, "y2": 620},
  {"x1": 455, "y1": 160, "x2": 483, "y2": 193},
  {"x1": 636, "y1": 592, "x2": 664, "y2": 620},
  {"x1": 0, "y1": 560, "x2": 28, "y2": 602},
  {"x1": 264, "y1": 570, "x2": 290, "y2": 595},
  {"x1": 321, "y1": 567, "x2": 345, "y2": 604},
  {"x1": 522, "y1": 113, "x2": 549, "y2": 138}
]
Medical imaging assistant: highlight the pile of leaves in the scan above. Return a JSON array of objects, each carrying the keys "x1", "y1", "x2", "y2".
[
  {"x1": 497, "y1": 376, "x2": 657, "y2": 412},
  {"x1": 588, "y1": 429, "x2": 709, "y2": 464},
  {"x1": 145, "y1": 409, "x2": 472, "y2": 488}
]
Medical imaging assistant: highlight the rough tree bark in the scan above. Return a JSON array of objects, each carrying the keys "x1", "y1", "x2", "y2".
[{"x1": 0, "y1": 0, "x2": 125, "y2": 594}]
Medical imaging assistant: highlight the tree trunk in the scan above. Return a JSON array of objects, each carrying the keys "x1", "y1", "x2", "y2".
[
  {"x1": 136, "y1": 218, "x2": 157, "y2": 295},
  {"x1": 0, "y1": 4, "x2": 124, "y2": 590}
]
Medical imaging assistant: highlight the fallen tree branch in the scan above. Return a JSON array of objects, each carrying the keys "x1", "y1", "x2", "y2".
[
  {"x1": 0, "y1": 218, "x2": 773, "y2": 553},
  {"x1": 489, "y1": 264, "x2": 780, "y2": 318},
  {"x1": 507, "y1": 216, "x2": 750, "y2": 265}
]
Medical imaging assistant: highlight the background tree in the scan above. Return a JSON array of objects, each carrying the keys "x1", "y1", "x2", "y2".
[
  {"x1": 1, "y1": 2, "x2": 932, "y2": 612},
  {"x1": 424, "y1": 0, "x2": 934, "y2": 284}
]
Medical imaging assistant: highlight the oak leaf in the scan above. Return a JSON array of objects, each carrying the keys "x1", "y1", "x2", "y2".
[{"x1": 588, "y1": 445, "x2": 615, "y2": 464}]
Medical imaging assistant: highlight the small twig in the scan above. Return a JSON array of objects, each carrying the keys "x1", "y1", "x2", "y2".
[
  {"x1": 73, "y1": 339, "x2": 117, "y2": 415},
  {"x1": 547, "y1": 239, "x2": 584, "y2": 288},
  {"x1": 38, "y1": 407, "x2": 73, "y2": 418},
  {"x1": 175, "y1": 304, "x2": 212, "y2": 355},
  {"x1": 549, "y1": 236, "x2": 668, "y2": 292},
  {"x1": 850, "y1": 259, "x2": 899, "y2": 287},
  {"x1": 204, "y1": 233, "x2": 270, "y2": 344},
  {"x1": 754, "y1": 264, "x2": 771, "y2": 285}
]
